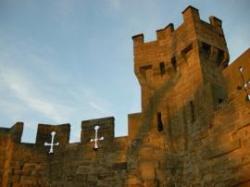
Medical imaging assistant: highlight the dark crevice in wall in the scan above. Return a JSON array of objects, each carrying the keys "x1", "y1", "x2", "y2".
[
  {"x1": 159, "y1": 62, "x2": 166, "y2": 76},
  {"x1": 216, "y1": 49, "x2": 224, "y2": 66},
  {"x1": 157, "y1": 112, "x2": 164, "y2": 132},
  {"x1": 171, "y1": 57, "x2": 177, "y2": 71},
  {"x1": 201, "y1": 42, "x2": 211, "y2": 60}
]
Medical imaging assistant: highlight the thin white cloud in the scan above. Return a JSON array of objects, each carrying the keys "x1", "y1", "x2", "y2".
[
  {"x1": 0, "y1": 66, "x2": 72, "y2": 123},
  {"x1": 0, "y1": 37, "x2": 114, "y2": 142},
  {"x1": 89, "y1": 101, "x2": 108, "y2": 114},
  {"x1": 68, "y1": 87, "x2": 113, "y2": 116}
]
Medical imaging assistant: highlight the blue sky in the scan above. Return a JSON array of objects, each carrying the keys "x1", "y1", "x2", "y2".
[{"x1": 0, "y1": 0, "x2": 249, "y2": 142}]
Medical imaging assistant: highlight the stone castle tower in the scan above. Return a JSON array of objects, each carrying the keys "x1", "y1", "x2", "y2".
[{"x1": 0, "y1": 6, "x2": 250, "y2": 187}]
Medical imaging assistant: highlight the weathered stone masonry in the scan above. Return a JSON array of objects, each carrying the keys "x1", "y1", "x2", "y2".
[{"x1": 0, "y1": 6, "x2": 250, "y2": 187}]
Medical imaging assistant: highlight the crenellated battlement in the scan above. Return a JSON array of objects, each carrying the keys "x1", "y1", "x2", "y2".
[
  {"x1": 0, "y1": 116, "x2": 128, "y2": 147},
  {"x1": 132, "y1": 5, "x2": 230, "y2": 111},
  {"x1": 132, "y1": 6, "x2": 225, "y2": 50},
  {"x1": 132, "y1": 6, "x2": 228, "y2": 65},
  {"x1": 0, "y1": 122, "x2": 23, "y2": 142},
  {"x1": 156, "y1": 23, "x2": 174, "y2": 40},
  {"x1": 36, "y1": 123, "x2": 70, "y2": 147},
  {"x1": 0, "y1": 117, "x2": 131, "y2": 186},
  {"x1": 81, "y1": 117, "x2": 115, "y2": 144}
]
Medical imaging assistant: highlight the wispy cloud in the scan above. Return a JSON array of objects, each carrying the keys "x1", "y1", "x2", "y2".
[
  {"x1": 0, "y1": 65, "x2": 72, "y2": 123},
  {"x1": 89, "y1": 101, "x2": 109, "y2": 114},
  {"x1": 68, "y1": 86, "x2": 113, "y2": 117},
  {"x1": 0, "y1": 36, "x2": 114, "y2": 142}
]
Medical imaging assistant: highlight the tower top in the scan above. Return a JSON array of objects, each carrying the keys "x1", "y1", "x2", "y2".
[
  {"x1": 132, "y1": 5, "x2": 226, "y2": 55},
  {"x1": 132, "y1": 6, "x2": 229, "y2": 110}
]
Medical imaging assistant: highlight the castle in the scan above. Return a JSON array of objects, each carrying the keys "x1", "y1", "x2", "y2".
[{"x1": 0, "y1": 6, "x2": 250, "y2": 187}]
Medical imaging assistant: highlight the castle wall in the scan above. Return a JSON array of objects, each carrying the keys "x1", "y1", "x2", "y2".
[
  {"x1": 181, "y1": 51, "x2": 250, "y2": 186},
  {"x1": 0, "y1": 6, "x2": 249, "y2": 187},
  {"x1": 224, "y1": 49, "x2": 250, "y2": 104},
  {"x1": 0, "y1": 118, "x2": 130, "y2": 187},
  {"x1": 128, "y1": 6, "x2": 250, "y2": 187},
  {"x1": 0, "y1": 128, "x2": 11, "y2": 186}
]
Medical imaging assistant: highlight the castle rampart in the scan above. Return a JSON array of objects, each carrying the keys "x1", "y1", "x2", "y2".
[{"x1": 0, "y1": 6, "x2": 249, "y2": 187}]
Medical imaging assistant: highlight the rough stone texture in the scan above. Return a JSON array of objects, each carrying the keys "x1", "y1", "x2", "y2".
[{"x1": 0, "y1": 6, "x2": 249, "y2": 187}]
